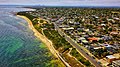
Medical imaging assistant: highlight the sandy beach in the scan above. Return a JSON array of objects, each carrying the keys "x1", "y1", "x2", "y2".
[
  {"x1": 17, "y1": 15, "x2": 58, "y2": 57},
  {"x1": 17, "y1": 15, "x2": 71, "y2": 67}
]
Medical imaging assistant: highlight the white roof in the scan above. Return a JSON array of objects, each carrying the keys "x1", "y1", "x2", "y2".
[
  {"x1": 62, "y1": 27, "x2": 74, "y2": 30},
  {"x1": 106, "y1": 55, "x2": 116, "y2": 59},
  {"x1": 69, "y1": 21, "x2": 74, "y2": 23},
  {"x1": 101, "y1": 44, "x2": 112, "y2": 47},
  {"x1": 94, "y1": 47, "x2": 103, "y2": 49},
  {"x1": 101, "y1": 24, "x2": 106, "y2": 26},
  {"x1": 79, "y1": 37, "x2": 85, "y2": 40},
  {"x1": 82, "y1": 40, "x2": 88, "y2": 43}
]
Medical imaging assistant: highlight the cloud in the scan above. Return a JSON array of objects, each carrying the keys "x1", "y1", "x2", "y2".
[{"x1": 0, "y1": 0, "x2": 120, "y2": 6}]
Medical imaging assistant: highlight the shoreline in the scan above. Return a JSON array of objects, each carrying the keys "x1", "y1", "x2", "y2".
[
  {"x1": 17, "y1": 15, "x2": 59, "y2": 57},
  {"x1": 17, "y1": 15, "x2": 70, "y2": 67}
]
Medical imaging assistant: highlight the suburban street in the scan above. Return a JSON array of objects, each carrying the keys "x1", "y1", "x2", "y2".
[
  {"x1": 19, "y1": 7, "x2": 120, "y2": 67},
  {"x1": 53, "y1": 23, "x2": 102, "y2": 67}
]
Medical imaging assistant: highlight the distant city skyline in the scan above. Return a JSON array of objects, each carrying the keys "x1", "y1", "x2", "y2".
[{"x1": 0, "y1": 0, "x2": 120, "y2": 6}]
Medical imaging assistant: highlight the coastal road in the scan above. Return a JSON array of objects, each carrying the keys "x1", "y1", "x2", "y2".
[
  {"x1": 53, "y1": 23, "x2": 102, "y2": 67},
  {"x1": 18, "y1": 15, "x2": 71, "y2": 67}
]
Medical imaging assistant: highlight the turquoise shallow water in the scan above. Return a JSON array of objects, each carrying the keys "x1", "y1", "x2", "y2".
[{"x1": 0, "y1": 7, "x2": 53, "y2": 67}]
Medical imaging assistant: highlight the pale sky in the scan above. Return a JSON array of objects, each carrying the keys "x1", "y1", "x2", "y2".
[{"x1": 0, "y1": 0, "x2": 120, "y2": 6}]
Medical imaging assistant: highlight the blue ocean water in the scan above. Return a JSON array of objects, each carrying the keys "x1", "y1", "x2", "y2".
[{"x1": 0, "y1": 7, "x2": 53, "y2": 67}]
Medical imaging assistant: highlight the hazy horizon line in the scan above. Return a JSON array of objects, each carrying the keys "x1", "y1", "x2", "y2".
[{"x1": 0, "y1": 4, "x2": 120, "y2": 8}]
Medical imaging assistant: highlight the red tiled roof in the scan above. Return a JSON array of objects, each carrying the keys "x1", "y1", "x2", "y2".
[{"x1": 88, "y1": 37, "x2": 98, "y2": 41}]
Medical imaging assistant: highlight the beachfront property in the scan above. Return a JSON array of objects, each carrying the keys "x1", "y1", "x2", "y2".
[{"x1": 18, "y1": 7, "x2": 120, "y2": 67}]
